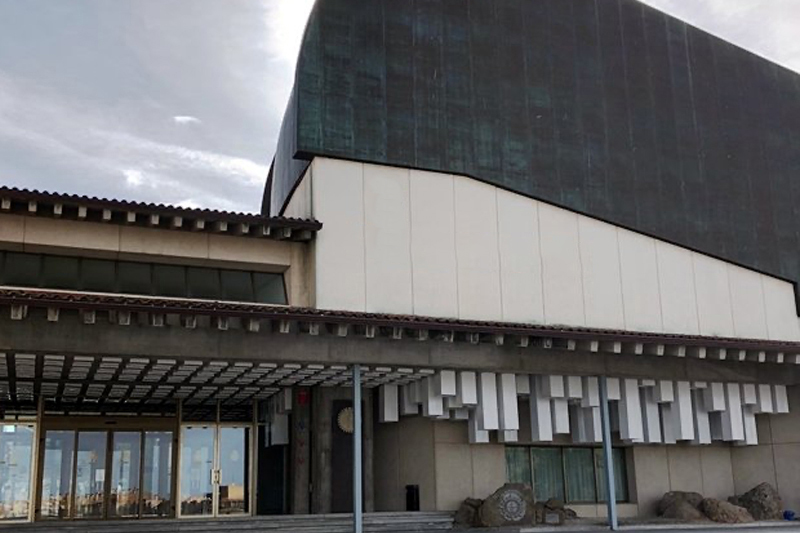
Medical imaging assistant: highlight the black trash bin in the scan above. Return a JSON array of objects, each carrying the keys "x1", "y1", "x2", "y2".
[{"x1": 405, "y1": 484, "x2": 420, "y2": 512}]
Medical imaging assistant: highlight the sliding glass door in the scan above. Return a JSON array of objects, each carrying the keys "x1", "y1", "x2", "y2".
[
  {"x1": 180, "y1": 425, "x2": 249, "y2": 518},
  {"x1": 38, "y1": 429, "x2": 173, "y2": 520}
]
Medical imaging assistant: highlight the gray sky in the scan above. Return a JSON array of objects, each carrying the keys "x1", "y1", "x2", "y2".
[{"x1": 0, "y1": 0, "x2": 797, "y2": 213}]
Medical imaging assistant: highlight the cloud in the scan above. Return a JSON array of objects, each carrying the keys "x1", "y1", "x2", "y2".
[
  {"x1": 173, "y1": 115, "x2": 201, "y2": 125},
  {"x1": 0, "y1": 72, "x2": 265, "y2": 211}
]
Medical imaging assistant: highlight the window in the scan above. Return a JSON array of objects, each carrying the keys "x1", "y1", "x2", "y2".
[
  {"x1": 505, "y1": 446, "x2": 629, "y2": 504},
  {"x1": 0, "y1": 251, "x2": 288, "y2": 305},
  {"x1": 81, "y1": 259, "x2": 116, "y2": 293}
]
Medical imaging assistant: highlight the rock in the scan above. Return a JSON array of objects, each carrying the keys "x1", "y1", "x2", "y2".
[
  {"x1": 545, "y1": 498, "x2": 565, "y2": 510},
  {"x1": 453, "y1": 498, "x2": 482, "y2": 529},
  {"x1": 564, "y1": 508, "x2": 578, "y2": 520},
  {"x1": 658, "y1": 491, "x2": 704, "y2": 516},
  {"x1": 700, "y1": 498, "x2": 754, "y2": 524},
  {"x1": 661, "y1": 499, "x2": 706, "y2": 521},
  {"x1": 737, "y1": 482, "x2": 784, "y2": 521},
  {"x1": 543, "y1": 508, "x2": 566, "y2": 526},
  {"x1": 533, "y1": 502, "x2": 546, "y2": 524},
  {"x1": 478, "y1": 484, "x2": 536, "y2": 527}
]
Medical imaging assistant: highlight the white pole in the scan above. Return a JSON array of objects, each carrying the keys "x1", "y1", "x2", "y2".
[
  {"x1": 599, "y1": 376, "x2": 619, "y2": 530},
  {"x1": 353, "y1": 364, "x2": 363, "y2": 533}
]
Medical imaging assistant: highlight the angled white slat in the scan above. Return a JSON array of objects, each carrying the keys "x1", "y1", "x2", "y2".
[
  {"x1": 422, "y1": 377, "x2": 444, "y2": 417},
  {"x1": 721, "y1": 383, "x2": 745, "y2": 442},
  {"x1": 468, "y1": 409, "x2": 490, "y2": 444},
  {"x1": 692, "y1": 389, "x2": 712, "y2": 445},
  {"x1": 379, "y1": 384, "x2": 399, "y2": 423},
  {"x1": 530, "y1": 375, "x2": 553, "y2": 442},
  {"x1": 619, "y1": 379, "x2": 644, "y2": 442},
  {"x1": 581, "y1": 376, "x2": 600, "y2": 408},
  {"x1": 640, "y1": 387, "x2": 662, "y2": 444},
  {"x1": 477, "y1": 372, "x2": 499, "y2": 431},
  {"x1": 457, "y1": 371, "x2": 478, "y2": 406},
  {"x1": 497, "y1": 373, "x2": 520, "y2": 431}
]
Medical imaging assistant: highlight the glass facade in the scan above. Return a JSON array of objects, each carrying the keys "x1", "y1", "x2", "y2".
[
  {"x1": 506, "y1": 446, "x2": 629, "y2": 504},
  {"x1": 0, "y1": 251, "x2": 287, "y2": 305},
  {"x1": 0, "y1": 424, "x2": 35, "y2": 521}
]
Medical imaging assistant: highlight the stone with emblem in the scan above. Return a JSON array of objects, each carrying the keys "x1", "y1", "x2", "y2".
[{"x1": 478, "y1": 483, "x2": 536, "y2": 527}]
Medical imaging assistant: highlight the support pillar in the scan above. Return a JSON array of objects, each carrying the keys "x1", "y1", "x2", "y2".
[
  {"x1": 599, "y1": 376, "x2": 619, "y2": 531},
  {"x1": 353, "y1": 365, "x2": 363, "y2": 533}
]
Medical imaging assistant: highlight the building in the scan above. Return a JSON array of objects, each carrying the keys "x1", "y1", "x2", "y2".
[{"x1": 1, "y1": 0, "x2": 800, "y2": 527}]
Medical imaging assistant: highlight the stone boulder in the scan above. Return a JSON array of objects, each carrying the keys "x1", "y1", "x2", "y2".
[
  {"x1": 662, "y1": 499, "x2": 706, "y2": 521},
  {"x1": 478, "y1": 484, "x2": 536, "y2": 527},
  {"x1": 453, "y1": 497, "x2": 482, "y2": 529},
  {"x1": 737, "y1": 482, "x2": 784, "y2": 521},
  {"x1": 700, "y1": 498, "x2": 754, "y2": 524},
  {"x1": 658, "y1": 491, "x2": 705, "y2": 520}
]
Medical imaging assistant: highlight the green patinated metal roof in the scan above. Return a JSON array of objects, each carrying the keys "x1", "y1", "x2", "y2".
[{"x1": 266, "y1": 0, "x2": 800, "y2": 310}]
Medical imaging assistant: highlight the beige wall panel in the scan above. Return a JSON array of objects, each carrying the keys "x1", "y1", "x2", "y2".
[
  {"x1": 667, "y1": 447, "x2": 703, "y2": 494},
  {"x1": 0, "y1": 214, "x2": 25, "y2": 245},
  {"x1": 632, "y1": 446, "x2": 671, "y2": 516},
  {"x1": 23, "y1": 217, "x2": 120, "y2": 252},
  {"x1": 618, "y1": 231, "x2": 663, "y2": 332},
  {"x1": 409, "y1": 170, "x2": 459, "y2": 318},
  {"x1": 470, "y1": 445, "x2": 507, "y2": 500},
  {"x1": 363, "y1": 164, "x2": 413, "y2": 314},
  {"x1": 434, "y1": 420, "x2": 469, "y2": 444},
  {"x1": 656, "y1": 242, "x2": 699, "y2": 335},
  {"x1": 578, "y1": 217, "x2": 625, "y2": 329},
  {"x1": 453, "y1": 178, "x2": 502, "y2": 321},
  {"x1": 122, "y1": 226, "x2": 209, "y2": 260},
  {"x1": 311, "y1": 158, "x2": 367, "y2": 311},
  {"x1": 762, "y1": 276, "x2": 800, "y2": 342},
  {"x1": 397, "y1": 416, "x2": 437, "y2": 511},
  {"x1": 435, "y1": 444, "x2": 474, "y2": 511},
  {"x1": 496, "y1": 189, "x2": 545, "y2": 323},
  {"x1": 208, "y1": 234, "x2": 293, "y2": 267},
  {"x1": 539, "y1": 203, "x2": 585, "y2": 327},
  {"x1": 699, "y1": 447, "x2": 734, "y2": 499},
  {"x1": 731, "y1": 445, "x2": 778, "y2": 495},
  {"x1": 692, "y1": 253, "x2": 735, "y2": 337},
  {"x1": 727, "y1": 266, "x2": 769, "y2": 340},
  {"x1": 768, "y1": 386, "x2": 800, "y2": 444},
  {"x1": 773, "y1": 444, "x2": 800, "y2": 512},
  {"x1": 283, "y1": 167, "x2": 313, "y2": 219},
  {"x1": 373, "y1": 419, "x2": 402, "y2": 511}
]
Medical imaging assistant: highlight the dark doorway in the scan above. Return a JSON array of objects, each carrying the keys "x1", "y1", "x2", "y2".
[
  {"x1": 330, "y1": 400, "x2": 364, "y2": 513},
  {"x1": 256, "y1": 425, "x2": 287, "y2": 515}
]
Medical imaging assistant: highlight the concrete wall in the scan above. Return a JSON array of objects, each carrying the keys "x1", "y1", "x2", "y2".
[
  {"x1": 631, "y1": 445, "x2": 735, "y2": 516},
  {"x1": 306, "y1": 157, "x2": 800, "y2": 341},
  {"x1": 373, "y1": 415, "x2": 437, "y2": 511},
  {"x1": 732, "y1": 385, "x2": 800, "y2": 512},
  {"x1": 0, "y1": 213, "x2": 312, "y2": 306}
]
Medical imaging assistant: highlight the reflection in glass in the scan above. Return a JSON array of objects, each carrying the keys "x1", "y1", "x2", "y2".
[
  {"x1": 0, "y1": 425, "x2": 34, "y2": 520},
  {"x1": 218, "y1": 427, "x2": 249, "y2": 515},
  {"x1": 41, "y1": 430, "x2": 75, "y2": 519},
  {"x1": 109, "y1": 432, "x2": 141, "y2": 518},
  {"x1": 74, "y1": 432, "x2": 107, "y2": 519},
  {"x1": 142, "y1": 432, "x2": 172, "y2": 517},
  {"x1": 180, "y1": 427, "x2": 214, "y2": 516}
]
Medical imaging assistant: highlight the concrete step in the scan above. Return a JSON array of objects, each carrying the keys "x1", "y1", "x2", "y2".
[{"x1": 0, "y1": 512, "x2": 454, "y2": 533}]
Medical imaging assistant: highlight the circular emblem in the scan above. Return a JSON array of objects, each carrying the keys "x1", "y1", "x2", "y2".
[
  {"x1": 499, "y1": 490, "x2": 526, "y2": 522},
  {"x1": 337, "y1": 407, "x2": 355, "y2": 434}
]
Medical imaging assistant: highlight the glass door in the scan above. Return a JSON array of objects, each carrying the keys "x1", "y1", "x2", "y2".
[
  {"x1": 39, "y1": 428, "x2": 174, "y2": 520},
  {"x1": 180, "y1": 425, "x2": 250, "y2": 518},
  {"x1": 109, "y1": 432, "x2": 141, "y2": 518},
  {"x1": 218, "y1": 427, "x2": 249, "y2": 516},
  {"x1": 179, "y1": 427, "x2": 214, "y2": 517},
  {"x1": 0, "y1": 424, "x2": 35, "y2": 521}
]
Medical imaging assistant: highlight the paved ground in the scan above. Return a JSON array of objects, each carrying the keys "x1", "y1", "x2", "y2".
[{"x1": 517, "y1": 523, "x2": 800, "y2": 533}]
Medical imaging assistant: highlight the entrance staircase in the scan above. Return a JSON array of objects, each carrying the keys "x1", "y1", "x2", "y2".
[{"x1": 1, "y1": 512, "x2": 454, "y2": 533}]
